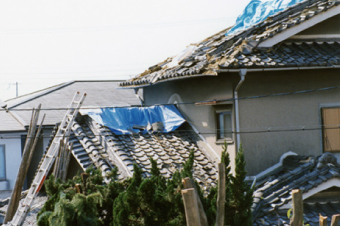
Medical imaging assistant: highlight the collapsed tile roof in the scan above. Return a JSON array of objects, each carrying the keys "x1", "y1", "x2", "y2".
[
  {"x1": 253, "y1": 152, "x2": 340, "y2": 225},
  {"x1": 120, "y1": 0, "x2": 340, "y2": 88},
  {"x1": 2, "y1": 109, "x2": 217, "y2": 226},
  {"x1": 68, "y1": 114, "x2": 218, "y2": 188}
]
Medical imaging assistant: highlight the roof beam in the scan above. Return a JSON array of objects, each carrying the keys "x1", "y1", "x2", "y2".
[{"x1": 258, "y1": 5, "x2": 340, "y2": 48}]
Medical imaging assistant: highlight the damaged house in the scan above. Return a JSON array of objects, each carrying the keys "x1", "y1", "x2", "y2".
[
  {"x1": 118, "y1": 0, "x2": 340, "y2": 224},
  {"x1": 120, "y1": 0, "x2": 340, "y2": 176},
  {"x1": 5, "y1": 0, "x2": 340, "y2": 224}
]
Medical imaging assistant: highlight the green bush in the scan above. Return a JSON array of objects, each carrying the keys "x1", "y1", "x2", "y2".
[{"x1": 37, "y1": 147, "x2": 253, "y2": 226}]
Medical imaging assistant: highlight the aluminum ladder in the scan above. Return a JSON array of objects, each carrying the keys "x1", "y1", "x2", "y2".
[{"x1": 10, "y1": 92, "x2": 86, "y2": 226}]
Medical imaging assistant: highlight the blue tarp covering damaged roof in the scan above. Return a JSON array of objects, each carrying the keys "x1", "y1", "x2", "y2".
[
  {"x1": 227, "y1": 0, "x2": 304, "y2": 35},
  {"x1": 86, "y1": 105, "x2": 186, "y2": 135}
]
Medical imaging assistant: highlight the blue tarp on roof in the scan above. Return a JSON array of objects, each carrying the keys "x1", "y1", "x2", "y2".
[
  {"x1": 87, "y1": 105, "x2": 186, "y2": 135},
  {"x1": 226, "y1": 0, "x2": 304, "y2": 35}
]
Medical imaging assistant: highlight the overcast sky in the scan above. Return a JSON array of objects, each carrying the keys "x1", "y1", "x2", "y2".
[{"x1": 0, "y1": 0, "x2": 250, "y2": 100}]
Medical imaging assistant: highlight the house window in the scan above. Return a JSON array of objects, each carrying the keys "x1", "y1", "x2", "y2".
[
  {"x1": 216, "y1": 110, "x2": 233, "y2": 141},
  {"x1": 322, "y1": 108, "x2": 340, "y2": 152},
  {"x1": 0, "y1": 145, "x2": 5, "y2": 180}
]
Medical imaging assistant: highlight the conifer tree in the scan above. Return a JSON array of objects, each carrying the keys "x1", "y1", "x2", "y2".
[
  {"x1": 221, "y1": 142, "x2": 235, "y2": 226},
  {"x1": 230, "y1": 144, "x2": 253, "y2": 226}
]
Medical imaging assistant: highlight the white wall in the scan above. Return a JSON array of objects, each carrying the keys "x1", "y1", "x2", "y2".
[{"x1": 0, "y1": 132, "x2": 24, "y2": 190}]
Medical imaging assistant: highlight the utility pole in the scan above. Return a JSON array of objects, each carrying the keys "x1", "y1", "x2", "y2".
[
  {"x1": 16, "y1": 82, "x2": 18, "y2": 97},
  {"x1": 8, "y1": 82, "x2": 19, "y2": 97}
]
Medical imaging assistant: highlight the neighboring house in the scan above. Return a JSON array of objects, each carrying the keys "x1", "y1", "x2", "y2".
[
  {"x1": 120, "y1": 0, "x2": 340, "y2": 175},
  {"x1": 252, "y1": 152, "x2": 340, "y2": 225},
  {"x1": 0, "y1": 80, "x2": 140, "y2": 191}
]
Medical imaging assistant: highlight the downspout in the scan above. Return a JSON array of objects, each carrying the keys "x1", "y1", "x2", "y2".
[{"x1": 234, "y1": 69, "x2": 247, "y2": 151}]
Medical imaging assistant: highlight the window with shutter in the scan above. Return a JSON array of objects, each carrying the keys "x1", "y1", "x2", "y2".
[{"x1": 322, "y1": 108, "x2": 340, "y2": 152}]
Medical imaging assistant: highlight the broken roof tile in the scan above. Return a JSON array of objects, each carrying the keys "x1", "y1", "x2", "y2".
[
  {"x1": 253, "y1": 152, "x2": 340, "y2": 225},
  {"x1": 120, "y1": 0, "x2": 340, "y2": 88},
  {"x1": 68, "y1": 115, "x2": 218, "y2": 190}
]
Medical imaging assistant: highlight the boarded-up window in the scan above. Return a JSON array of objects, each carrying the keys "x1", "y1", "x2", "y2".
[{"x1": 322, "y1": 108, "x2": 340, "y2": 152}]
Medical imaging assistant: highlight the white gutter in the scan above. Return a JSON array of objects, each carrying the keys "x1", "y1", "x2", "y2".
[
  {"x1": 216, "y1": 65, "x2": 340, "y2": 73},
  {"x1": 234, "y1": 69, "x2": 247, "y2": 151}
]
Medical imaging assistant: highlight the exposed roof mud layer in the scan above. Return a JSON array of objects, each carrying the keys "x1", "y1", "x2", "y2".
[{"x1": 120, "y1": 0, "x2": 340, "y2": 88}]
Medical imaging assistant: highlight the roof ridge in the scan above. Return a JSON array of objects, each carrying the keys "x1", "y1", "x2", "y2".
[
  {"x1": 6, "y1": 80, "x2": 126, "y2": 108},
  {"x1": 6, "y1": 81, "x2": 75, "y2": 109}
]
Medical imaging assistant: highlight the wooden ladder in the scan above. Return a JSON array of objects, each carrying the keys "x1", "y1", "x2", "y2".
[{"x1": 10, "y1": 92, "x2": 86, "y2": 226}]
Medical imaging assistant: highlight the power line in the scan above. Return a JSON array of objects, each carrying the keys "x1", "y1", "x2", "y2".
[
  {"x1": 0, "y1": 125, "x2": 338, "y2": 139},
  {"x1": 2, "y1": 84, "x2": 339, "y2": 111},
  {"x1": 0, "y1": 84, "x2": 338, "y2": 138}
]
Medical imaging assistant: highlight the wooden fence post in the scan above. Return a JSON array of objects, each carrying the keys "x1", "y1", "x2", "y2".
[
  {"x1": 4, "y1": 106, "x2": 42, "y2": 223},
  {"x1": 319, "y1": 214, "x2": 327, "y2": 226},
  {"x1": 25, "y1": 114, "x2": 45, "y2": 175},
  {"x1": 216, "y1": 162, "x2": 226, "y2": 226},
  {"x1": 181, "y1": 188, "x2": 202, "y2": 226},
  {"x1": 290, "y1": 189, "x2": 303, "y2": 226},
  {"x1": 61, "y1": 143, "x2": 72, "y2": 182},
  {"x1": 182, "y1": 177, "x2": 208, "y2": 226},
  {"x1": 331, "y1": 214, "x2": 340, "y2": 226}
]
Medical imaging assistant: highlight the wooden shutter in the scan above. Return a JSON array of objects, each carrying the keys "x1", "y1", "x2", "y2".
[{"x1": 322, "y1": 108, "x2": 340, "y2": 152}]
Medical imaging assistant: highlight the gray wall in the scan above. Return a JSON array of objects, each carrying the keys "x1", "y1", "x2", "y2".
[
  {"x1": 238, "y1": 69, "x2": 340, "y2": 174},
  {"x1": 143, "y1": 69, "x2": 340, "y2": 175}
]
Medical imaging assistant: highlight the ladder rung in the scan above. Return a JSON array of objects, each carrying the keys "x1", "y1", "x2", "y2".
[{"x1": 26, "y1": 195, "x2": 34, "y2": 200}]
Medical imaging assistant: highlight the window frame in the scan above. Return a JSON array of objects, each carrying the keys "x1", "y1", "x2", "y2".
[
  {"x1": 215, "y1": 105, "x2": 234, "y2": 144},
  {"x1": 0, "y1": 145, "x2": 6, "y2": 181}
]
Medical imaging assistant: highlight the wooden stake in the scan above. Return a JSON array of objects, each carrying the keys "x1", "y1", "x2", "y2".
[
  {"x1": 53, "y1": 139, "x2": 62, "y2": 179},
  {"x1": 25, "y1": 114, "x2": 45, "y2": 174},
  {"x1": 290, "y1": 189, "x2": 303, "y2": 226},
  {"x1": 183, "y1": 177, "x2": 195, "y2": 189},
  {"x1": 75, "y1": 184, "x2": 82, "y2": 194},
  {"x1": 61, "y1": 143, "x2": 72, "y2": 182},
  {"x1": 182, "y1": 177, "x2": 208, "y2": 226},
  {"x1": 181, "y1": 188, "x2": 201, "y2": 226},
  {"x1": 4, "y1": 106, "x2": 41, "y2": 223},
  {"x1": 331, "y1": 214, "x2": 340, "y2": 226},
  {"x1": 216, "y1": 163, "x2": 226, "y2": 226},
  {"x1": 319, "y1": 214, "x2": 328, "y2": 226}
]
